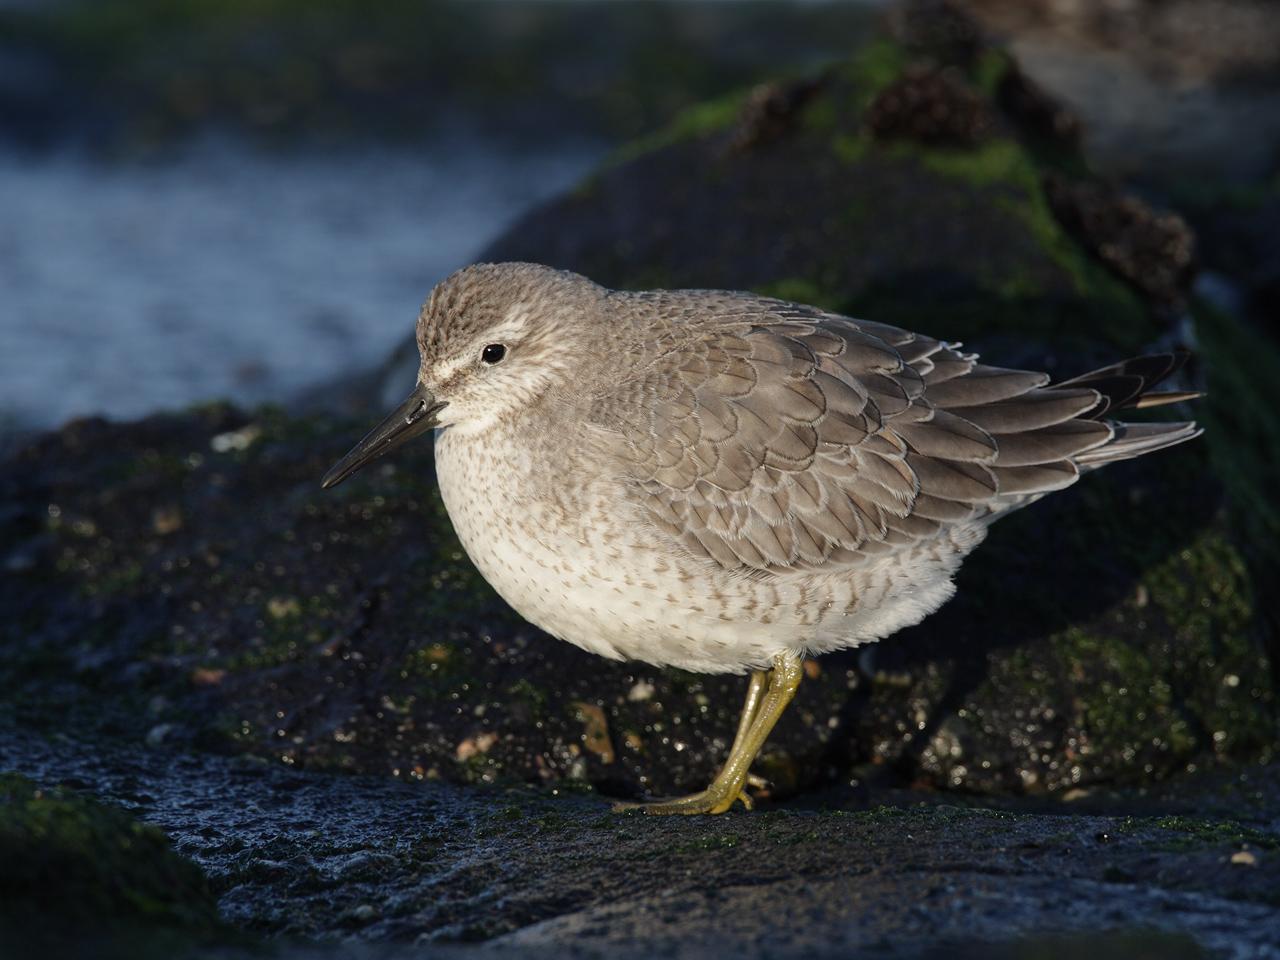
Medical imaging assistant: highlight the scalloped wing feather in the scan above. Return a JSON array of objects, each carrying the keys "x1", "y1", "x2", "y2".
[{"x1": 593, "y1": 294, "x2": 1197, "y2": 577}]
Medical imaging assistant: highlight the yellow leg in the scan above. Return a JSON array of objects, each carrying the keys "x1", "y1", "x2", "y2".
[
  {"x1": 728, "y1": 668, "x2": 768, "y2": 759},
  {"x1": 731, "y1": 670, "x2": 771, "y2": 794},
  {"x1": 614, "y1": 652, "x2": 804, "y2": 815}
]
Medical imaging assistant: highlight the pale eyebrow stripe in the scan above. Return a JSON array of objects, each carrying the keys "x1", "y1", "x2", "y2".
[{"x1": 426, "y1": 309, "x2": 532, "y2": 381}]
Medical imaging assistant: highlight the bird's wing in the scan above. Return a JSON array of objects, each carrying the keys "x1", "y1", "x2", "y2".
[{"x1": 592, "y1": 293, "x2": 1114, "y2": 576}]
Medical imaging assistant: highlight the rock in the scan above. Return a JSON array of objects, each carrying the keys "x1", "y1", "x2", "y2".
[
  {"x1": 0, "y1": 26, "x2": 1276, "y2": 806},
  {"x1": 1044, "y1": 174, "x2": 1196, "y2": 305},
  {"x1": 486, "y1": 36, "x2": 1159, "y2": 367},
  {"x1": 964, "y1": 0, "x2": 1280, "y2": 182},
  {"x1": 867, "y1": 66, "x2": 993, "y2": 146},
  {"x1": 2, "y1": 730, "x2": 1278, "y2": 958},
  {"x1": 1184, "y1": 185, "x2": 1280, "y2": 342},
  {"x1": 0, "y1": 770, "x2": 224, "y2": 951}
]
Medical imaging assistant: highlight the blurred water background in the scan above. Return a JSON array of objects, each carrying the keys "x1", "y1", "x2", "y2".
[{"x1": 0, "y1": 0, "x2": 883, "y2": 431}]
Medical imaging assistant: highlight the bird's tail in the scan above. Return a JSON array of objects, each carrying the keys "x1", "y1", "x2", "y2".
[{"x1": 1055, "y1": 350, "x2": 1202, "y2": 467}]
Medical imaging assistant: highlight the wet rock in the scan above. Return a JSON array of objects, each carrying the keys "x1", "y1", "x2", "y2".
[
  {"x1": 2, "y1": 17, "x2": 1280, "y2": 959},
  {"x1": 3, "y1": 731, "x2": 1278, "y2": 958},
  {"x1": 0, "y1": 771, "x2": 223, "y2": 947}
]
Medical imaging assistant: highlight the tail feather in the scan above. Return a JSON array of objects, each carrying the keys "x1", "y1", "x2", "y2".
[
  {"x1": 1074, "y1": 420, "x2": 1203, "y2": 467},
  {"x1": 1054, "y1": 349, "x2": 1189, "y2": 417},
  {"x1": 1053, "y1": 350, "x2": 1201, "y2": 469},
  {"x1": 1133, "y1": 389, "x2": 1203, "y2": 409},
  {"x1": 979, "y1": 350, "x2": 1202, "y2": 502}
]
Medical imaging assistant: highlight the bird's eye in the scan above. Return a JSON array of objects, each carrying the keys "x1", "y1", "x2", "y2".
[{"x1": 480, "y1": 343, "x2": 506, "y2": 365}]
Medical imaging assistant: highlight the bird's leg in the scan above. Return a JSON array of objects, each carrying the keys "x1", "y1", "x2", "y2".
[
  {"x1": 614, "y1": 652, "x2": 804, "y2": 815},
  {"x1": 724, "y1": 670, "x2": 771, "y2": 793},
  {"x1": 692, "y1": 667, "x2": 771, "y2": 797},
  {"x1": 728, "y1": 668, "x2": 768, "y2": 764}
]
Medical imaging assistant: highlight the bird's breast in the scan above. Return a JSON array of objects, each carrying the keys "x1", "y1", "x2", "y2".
[
  {"x1": 433, "y1": 425, "x2": 626, "y2": 656},
  {"x1": 431, "y1": 424, "x2": 774, "y2": 670}
]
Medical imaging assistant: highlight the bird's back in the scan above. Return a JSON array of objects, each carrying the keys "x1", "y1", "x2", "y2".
[{"x1": 590, "y1": 289, "x2": 1198, "y2": 579}]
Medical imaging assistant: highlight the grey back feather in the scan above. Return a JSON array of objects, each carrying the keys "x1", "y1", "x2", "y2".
[{"x1": 592, "y1": 292, "x2": 1197, "y2": 577}]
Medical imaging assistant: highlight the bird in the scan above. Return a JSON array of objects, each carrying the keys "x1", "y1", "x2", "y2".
[{"x1": 322, "y1": 262, "x2": 1201, "y2": 815}]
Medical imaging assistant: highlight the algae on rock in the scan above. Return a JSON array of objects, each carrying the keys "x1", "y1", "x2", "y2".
[{"x1": 0, "y1": 773, "x2": 223, "y2": 949}]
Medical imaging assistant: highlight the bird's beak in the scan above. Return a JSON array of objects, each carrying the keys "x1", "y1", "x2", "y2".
[{"x1": 321, "y1": 384, "x2": 446, "y2": 489}]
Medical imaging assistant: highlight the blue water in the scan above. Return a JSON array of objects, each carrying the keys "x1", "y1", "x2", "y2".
[{"x1": 0, "y1": 138, "x2": 602, "y2": 430}]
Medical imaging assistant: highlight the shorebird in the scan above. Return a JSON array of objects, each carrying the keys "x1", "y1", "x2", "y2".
[{"x1": 322, "y1": 262, "x2": 1200, "y2": 814}]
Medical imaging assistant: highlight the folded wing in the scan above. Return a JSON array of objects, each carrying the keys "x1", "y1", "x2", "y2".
[{"x1": 596, "y1": 293, "x2": 1198, "y2": 576}]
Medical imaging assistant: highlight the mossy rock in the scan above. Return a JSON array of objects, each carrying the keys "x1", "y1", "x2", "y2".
[
  {"x1": 488, "y1": 40, "x2": 1151, "y2": 361},
  {"x1": 1, "y1": 31, "x2": 1276, "y2": 799},
  {"x1": 0, "y1": 773, "x2": 222, "y2": 954}
]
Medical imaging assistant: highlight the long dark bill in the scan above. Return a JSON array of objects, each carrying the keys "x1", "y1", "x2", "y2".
[{"x1": 321, "y1": 384, "x2": 446, "y2": 489}]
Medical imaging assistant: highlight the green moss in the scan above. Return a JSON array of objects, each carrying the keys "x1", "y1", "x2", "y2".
[
  {"x1": 1118, "y1": 813, "x2": 1278, "y2": 851},
  {"x1": 604, "y1": 88, "x2": 747, "y2": 168},
  {"x1": 800, "y1": 92, "x2": 839, "y2": 134},
  {"x1": 913, "y1": 138, "x2": 1143, "y2": 315},
  {"x1": 1151, "y1": 814, "x2": 1277, "y2": 849},
  {"x1": 845, "y1": 36, "x2": 910, "y2": 106},
  {"x1": 970, "y1": 48, "x2": 1011, "y2": 98},
  {"x1": 1195, "y1": 300, "x2": 1280, "y2": 578},
  {"x1": 1054, "y1": 625, "x2": 1198, "y2": 763},
  {"x1": 508, "y1": 678, "x2": 549, "y2": 718},
  {"x1": 752, "y1": 277, "x2": 843, "y2": 311},
  {"x1": 912, "y1": 136, "x2": 1028, "y2": 186},
  {"x1": 997, "y1": 527, "x2": 1272, "y2": 778},
  {"x1": 400, "y1": 641, "x2": 458, "y2": 680},
  {"x1": 0, "y1": 774, "x2": 221, "y2": 932},
  {"x1": 832, "y1": 131, "x2": 871, "y2": 164},
  {"x1": 961, "y1": 481, "x2": 1274, "y2": 790}
]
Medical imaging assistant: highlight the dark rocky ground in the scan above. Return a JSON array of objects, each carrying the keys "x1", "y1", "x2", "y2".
[
  {"x1": 3, "y1": 4, "x2": 1280, "y2": 958},
  {"x1": 3, "y1": 729, "x2": 1278, "y2": 959}
]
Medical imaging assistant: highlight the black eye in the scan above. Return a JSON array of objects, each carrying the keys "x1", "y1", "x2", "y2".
[{"x1": 481, "y1": 343, "x2": 506, "y2": 365}]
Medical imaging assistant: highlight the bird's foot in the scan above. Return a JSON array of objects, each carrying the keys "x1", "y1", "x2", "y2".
[
  {"x1": 613, "y1": 783, "x2": 753, "y2": 816},
  {"x1": 613, "y1": 653, "x2": 802, "y2": 817}
]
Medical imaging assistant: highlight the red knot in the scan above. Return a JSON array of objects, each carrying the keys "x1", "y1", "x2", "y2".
[{"x1": 323, "y1": 262, "x2": 1201, "y2": 815}]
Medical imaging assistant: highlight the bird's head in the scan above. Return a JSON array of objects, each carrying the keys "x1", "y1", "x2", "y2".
[{"x1": 322, "y1": 262, "x2": 603, "y2": 489}]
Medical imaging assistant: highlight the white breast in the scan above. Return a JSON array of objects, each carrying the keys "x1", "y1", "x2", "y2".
[
  {"x1": 435, "y1": 423, "x2": 775, "y2": 671},
  {"x1": 432, "y1": 424, "x2": 981, "y2": 674}
]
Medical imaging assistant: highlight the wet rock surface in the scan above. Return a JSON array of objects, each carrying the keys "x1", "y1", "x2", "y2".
[{"x1": 3, "y1": 728, "x2": 1278, "y2": 959}]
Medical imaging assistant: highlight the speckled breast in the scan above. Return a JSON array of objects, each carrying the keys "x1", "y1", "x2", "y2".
[{"x1": 431, "y1": 424, "x2": 814, "y2": 673}]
